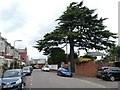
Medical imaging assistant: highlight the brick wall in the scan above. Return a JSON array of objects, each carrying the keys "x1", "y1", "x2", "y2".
[
  {"x1": 75, "y1": 60, "x2": 114, "y2": 77},
  {"x1": 75, "y1": 60, "x2": 98, "y2": 77}
]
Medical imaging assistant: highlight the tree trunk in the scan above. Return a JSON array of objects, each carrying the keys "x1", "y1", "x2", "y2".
[{"x1": 69, "y1": 37, "x2": 75, "y2": 73}]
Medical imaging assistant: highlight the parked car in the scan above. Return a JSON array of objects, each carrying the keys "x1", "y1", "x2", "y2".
[
  {"x1": 57, "y1": 67, "x2": 73, "y2": 77},
  {"x1": 41, "y1": 65, "x2": 50, "y2": 72},
  {"x1": 96, "y1": 67, "x2": 111, "y2": 78},
  {"x1": 101, "y1": 67, "x2": 120, "y2": 81},
  {"x1": 1, "y1": 69, "x2": 26, "y2": 90},
  {"x1": 22, "y1": 66, "x2": 31, "y2": 76},
  {"x1": 27, "y1": 66, "x2": 33, "y2": 72}
]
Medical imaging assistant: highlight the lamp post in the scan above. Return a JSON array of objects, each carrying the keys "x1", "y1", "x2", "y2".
[{"x1": 13, "y1": 40, "x2": 22, "y2": 69}]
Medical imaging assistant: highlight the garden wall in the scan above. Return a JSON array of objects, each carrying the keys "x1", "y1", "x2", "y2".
[{"x1": 75, "y1": 60, "x2": 114, "y2": 77}]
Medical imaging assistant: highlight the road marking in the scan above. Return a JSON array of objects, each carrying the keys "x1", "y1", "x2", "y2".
[
  {"x1": 79, "y1": 79, "x2": 106, "y2": 88},
  {"x1": 60, "y1": 77, "x2": 73, "y2": 79},
  {"x1": 30, "y1": 74, "x2": 33, "y2": 89},
  {"x1": 60, "y1": 76, "x2": 106, "y2": 88}
]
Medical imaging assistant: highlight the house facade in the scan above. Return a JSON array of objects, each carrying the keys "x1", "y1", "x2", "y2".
[
  {"x1": 0, "y1": 33, "x2": 28, "y2": 68},
  {"x1": 18, "y1": 48, "x2": 28, "y2": 65},
  {"x1": 0, "y1": 33, "x2": 15, "y2": 67}
]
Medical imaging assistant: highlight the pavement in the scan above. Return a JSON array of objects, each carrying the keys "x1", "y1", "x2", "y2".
[
  {"x1": 73, "y1": 74, "x2": 98, "y2": 80},
  {"x1": 51, "y1": 70, "x2": 100, "y2": 82},
  {"x1": 50, "y1": 71, "x2": 119, "y2": 88},
  {"x1": 73, "y1": 74, "x2": 119, "y2": 88}
]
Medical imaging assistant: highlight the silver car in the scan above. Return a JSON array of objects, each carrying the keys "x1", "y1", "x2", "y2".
[
  {"x1": 41, "y1": 66, "x2": 50, "y2": 72},
  {"x1": 1, "y1": 69, "x2": 26, "y2": 90}
]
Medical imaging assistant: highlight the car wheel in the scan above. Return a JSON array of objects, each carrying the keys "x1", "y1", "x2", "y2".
[
  {"x1": 24, "y1": 82, "x2": 26, "y2": 86},
  {"x1": 58, "y1": 73, "x2": 61, "y2": 76},
  {"x1": 69, "y1": 74, "x2": 73, "y2": 77},
  {"x1": 102, "y1": 77, "x2": 105, "y2": 80},
  {"x1": 19, "y1": 83, "x2": 24, "y2": 90},
  {"x1": 110, "y1": 76, "x2": 115, "y2": 81}
]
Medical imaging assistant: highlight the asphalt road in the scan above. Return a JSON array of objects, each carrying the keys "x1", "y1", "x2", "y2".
[{"x1": 25, "y1": 69, "x2": 119, "y2": 89}]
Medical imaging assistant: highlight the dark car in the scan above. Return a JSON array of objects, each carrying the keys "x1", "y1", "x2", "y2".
[
  {"x1": 1, "y1": 69, "x2": 26, "y2": 90},
  {"x1": 57, "y1": 67, "x2": 73, "y2": 77},
  {"x1": 101, "y1": 67, "x2": 120, "y2": 81},
  {"x1": 96, "y1": 67, "x2": 110, "y2": 78},
  {"x1": 22, "y1": 66, "x2": 31, "y2": 76},
  {"x1": 27, "y1": 66, "x2": 33, "y2": 72}
]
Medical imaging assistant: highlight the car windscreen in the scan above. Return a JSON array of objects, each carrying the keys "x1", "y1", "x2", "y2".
[
  {"x1": 3, "y1": 70, "x2": 21, "y2": 78},
  {"x1": 61, "y1": 68, "x2": 69, "y2": 72},
  {"x1": 23, "y1": 67, "x2": 29, "y2": 70},
  {"x1": 45, "y1": 66, "x2": 49, "y2": 68}
]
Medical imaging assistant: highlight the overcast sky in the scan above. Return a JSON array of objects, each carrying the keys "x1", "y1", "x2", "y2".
[{"x1": 0, "y1": 0, "x2": 119, "y2": 59}]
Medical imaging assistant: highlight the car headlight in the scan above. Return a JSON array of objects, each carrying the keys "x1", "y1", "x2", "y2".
[{"x1": 16, "y1": 79, "x2": 22, "y2": 84}]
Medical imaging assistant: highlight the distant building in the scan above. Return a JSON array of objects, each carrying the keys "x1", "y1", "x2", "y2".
[
  {"x1": 31, "y1": 58, "x2": 46, "y2": 64},
  {"x1": 31, "y1": 58, "x2": 46, "y2": 68},
  {"x1": 87, "y1": 52, "x2": 105, "y2": 60},
  {"x1": 18, "y1": 47, "x2": 28, "y2": 64}
]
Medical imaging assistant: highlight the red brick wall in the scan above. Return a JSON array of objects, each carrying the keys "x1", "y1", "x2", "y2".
[
  {"x1": 75, "y1": 60, "x2": 114, "y2": 77},
  {"x1": 75, "y1": 60, "x2": 99, "y2": 77},
  {"x1": 19, "y1": 52, "x2": 27, "y2": 62}
]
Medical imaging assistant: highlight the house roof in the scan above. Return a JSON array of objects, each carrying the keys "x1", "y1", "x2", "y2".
[
  {"x1": 17, "y1": 48, "x2": 27, "y2": 53},
  {"x1": 87, "y1": 52, "x2": 105, "y2": 56}
]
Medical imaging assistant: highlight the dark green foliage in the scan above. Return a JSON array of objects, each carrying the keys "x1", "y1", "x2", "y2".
[
  {"x1": 68, "y1": 53, "x2": 78, "y2": 61},
  {"x1": 2, "y1": 63, "x2": 8, "y2": 72},
  {"x1": 48, "y1": 47, "x2": 66, "y2": 64},
  {"x1": 34, "y1": 1, "x2": 117, "y2": 66},
  {"x1": 55, "y1": 1, "x2": 117, "y2": 51},
  {"x1": 14, "y1": 60, "x2": 20, "y2": 69},
  {"x1": 103, "y1": 45, "x2": 120, "y2": 62}
]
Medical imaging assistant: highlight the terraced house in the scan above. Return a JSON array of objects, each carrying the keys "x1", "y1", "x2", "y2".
[{"x1": 0, "y1": 33, "x2": 28, "y2": 71}]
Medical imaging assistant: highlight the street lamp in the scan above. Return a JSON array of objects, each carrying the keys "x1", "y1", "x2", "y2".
[
  {"x1": 14, "y1": 40, "x2": 22, "y2": 49},
  {"x1": 13, "y1": 40, "x2": 22, "y2": 69}
]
